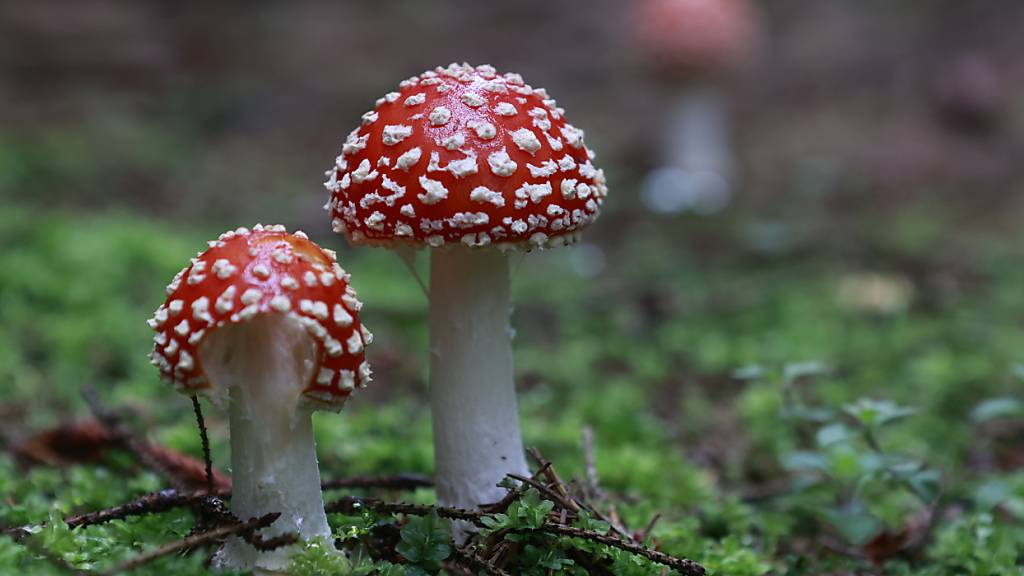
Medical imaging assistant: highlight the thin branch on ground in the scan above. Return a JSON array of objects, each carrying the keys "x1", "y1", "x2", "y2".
[
  {"x1": 581, "y1": 426, "x2": 606, "y2": 502},
  {"x1": 528, "y1": 447, "x2": 632, "y2": 540},
  {"x1": 8, "y1": 402, "x2": 703, "y2": 576},
  {"x1": 538, "y1": 523, "x2": 704, "y2": 576},
  {"x1": 324, "y1": 496, "x2": 484, "y2": 525},
  {"x1": 323, "y1": 494, "x2": 706, "y2": 575},
  {"x1": 450, "y1": 547, "x2": 514, "y2": 576},
  {"x1": 636, "y1": 513, "x2": 662, "y2": 543},
  {"x1": 507, "y1": 473, "x2": 579, "y2": 514},
  {"x1": 64, "y1": 489, "x2": 207, "y2": 530},
  {"x1": 83, "y1": 389, "x2": 200, "y2": 491},
  {"x1": 321, "y1": 473, "x2": 432, "y2": 491},
  {"x1": 8, "y1": 472, "x2": 431, "y2": 533},
  {"x1": 95, "y1": 513, "x2": 283, "y2": 576}
]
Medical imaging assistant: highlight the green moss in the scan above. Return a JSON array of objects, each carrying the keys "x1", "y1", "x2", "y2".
[{"x1": 2, "y1": 205, "x2": 1024, "y2": 573}]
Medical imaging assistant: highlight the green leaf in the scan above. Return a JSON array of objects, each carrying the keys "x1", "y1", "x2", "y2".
[
  {"x1": 780, "y1": 451, "x2": 829, "y2": 473},
  {"x1": 782, "y1": 361, "x2": 830, "y2": 382},
  {"x1": 906, "y1": 469, "x2": 942, "y2": 503},
  {"x1": 395, "y1": 513, "x2": 451, "y2": 571},
  {"x1": 970, "y1": 398, "x2": 1024, "y2": 423},
  {"x1": 843, "y1": 398, "x2": 917, "y2": 428},
  {"x1": 816, "y1": 423, "x2": 857, "y2": 447},
  {"x1": 821, "y1": 505, "x2": 882, "y2": 546},
  {"x1": 732, "y1": 365, "x2": 766, "y2": 381}
]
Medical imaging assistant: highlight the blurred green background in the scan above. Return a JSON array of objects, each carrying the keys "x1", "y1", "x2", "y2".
[{"x1": 2, "y1": 1, "x2": 1023, "y2": 574}]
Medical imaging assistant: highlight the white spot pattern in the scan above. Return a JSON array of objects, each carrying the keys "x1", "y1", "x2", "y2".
[{"x1": 324, "y1": 63, "x2": 607, "y2": 249}]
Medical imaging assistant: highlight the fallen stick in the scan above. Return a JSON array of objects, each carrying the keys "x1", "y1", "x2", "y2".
[{"x1": 96, "y1": 513, "x2": 283, "y2": 576}]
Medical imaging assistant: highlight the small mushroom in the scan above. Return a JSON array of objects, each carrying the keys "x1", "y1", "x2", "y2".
[
  {"x1": 635, "y1": 0, "x2": 759, "y2": 214},
  {"x1": 148, "y1": 224, "x2": 371, "y2": 572},
  {"x1": 323, "y1": 63, "x2": 607, "y2": 520}
]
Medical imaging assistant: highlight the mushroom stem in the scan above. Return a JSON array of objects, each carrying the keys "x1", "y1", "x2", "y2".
[
  {"x1": 200, "y1": 314, "x2": 330, "y2": 573},
  {"x1": 666, "y1": 82, "x2": 735, "y2": 185},
  {"x1": 429, "y1": 247, "x2": 529, "y2": 516}
]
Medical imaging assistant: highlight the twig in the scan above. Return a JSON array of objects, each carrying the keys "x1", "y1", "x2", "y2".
[
  {"x1": 54, "y1": 472, "x2": 430, "y2": 532},
  {"x1": 324, "y1": 496, "x2": 483, "y2": 525},
  {"x1": 526, "y1": 448, "x2": 577, "y2": 510},
  {"x1": 450, "y1": 547, "x2": 513, "y2": 576},
  {"x1": 82, "y1": 390, "x2": 190, "y2": 491},
  {"x1": 581, "y1": 426, "x2": 606, "y2": 502},
  {"x1": 96, "y1": 513, "x2": 281, "y2": 576},
  {"x1": 528, "y1": 447, "x2": 632, "y2": 540},
  {"x1": 538, "y1": 523, "x2": 705, "y2": 576},
  {"x1": 507, "y1": 474, "x2": 579, "y2": 515},
  {"x1": 324, "y1": 495, "x2": 705, "y2": 575},
  {"x1": 480, "y1": 459, "x2": 549, "y2": 513},
  {"x1": 65, "y1": 489, "x2": 206, "y2": 530},
  {"x1": 636, "y1": 513, "x2": 662, "y2": 543},
  {"x1": 241, "y1": 529, "x2": 299, "y2": 552},
  {"x1": 394, "y1": 247, "x2": 430, "y2": 299},
  {"x1": 190, "y1": 395, "x2": 214, "y2": 495},
  {"x1": 321, "y1": 473, "x2": 432, "y2": 491}
]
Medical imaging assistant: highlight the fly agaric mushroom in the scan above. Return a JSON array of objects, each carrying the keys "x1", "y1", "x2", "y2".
[
  {"x1": 635, "y1": 0, "x2": 758, "y2": 214},
  {"x1": 148, "y1": 224, "x2": 371, "y2": 572},
  {"x1": 323, "y1": 63, "x2": 607, "y2": 515}
]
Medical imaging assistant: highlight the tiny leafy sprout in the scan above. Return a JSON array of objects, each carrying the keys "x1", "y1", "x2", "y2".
[
  {"x1": 735, "y1": 361, "x2": 836, "y2": 423},
  {"x1": 732, "y1": 361, "x2": 830, "y2": 384},
  {"x1": 480, "y1": 488, "x2": 555, "y2": 541},
  {"x1": 519, "y1": 544, "x2": 577, "y2": 571},
  {"x1": 288, "y1": 537, "x2": 354, "y2": 576},
  {"x1": 842, "y1": 398, "x2": 917, "y2": 429},
  {"x1": 573, "y1": 510, "x2": 610, "y2": 533},
  {"x1": 335, "y1": 505, "x2": 382, "y2": 542},
  {"x1": 781, "y1": 394, "x2": 943, "y2": 546},
  {"x1": 781, "y1": 361, "x2": 830, "y2": 384},
  {"x1": 394, "y1": 513, "x2": 451, "y2": 574}
]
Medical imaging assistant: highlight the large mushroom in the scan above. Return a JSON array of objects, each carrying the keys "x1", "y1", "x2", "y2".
[
  {"x1": 323, "y1": 63, "x2": 607, "y2": 514},
  {"x1": 635, "y1": 0, "x2": 758, "y2": 214},
  {"x1": 148, "y1": 224, "x2": 371, "y2": 572}
]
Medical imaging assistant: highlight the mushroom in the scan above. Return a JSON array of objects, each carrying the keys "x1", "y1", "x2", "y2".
[
  {"x1": 634, "y1": 0, "x2": 758, "y2": 214},
  {"x1": 148, "y1": 224, "x2": 371, "y2": 572},
  {"x1": 323, "y1": 63, "x2": 607, "y2": 515}
]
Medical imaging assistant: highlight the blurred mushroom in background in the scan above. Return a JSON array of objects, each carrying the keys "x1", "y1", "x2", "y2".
[{"x1": 634, "y1": 0, "x2": 760, "y2": 215}]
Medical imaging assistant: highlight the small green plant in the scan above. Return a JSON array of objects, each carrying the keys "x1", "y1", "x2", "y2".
[
  {"x1": 480, "y1": 488, "x2": 555, "y2": 537},
  {"x1": 927, "y1": 513, "x2": 1022, "y2": 575},
  {"x1": 289, "y1": 538, "x2": 353, "y2": 576},
  {"x1": 394, "y1": 513, "x2": 452, "y2": 575},
  {"x1": 737, "y1": 364, "x2": 941, "y2": 549},
  {"x1": 781, "y1": 395, "x2": 940, "y2": 546}
]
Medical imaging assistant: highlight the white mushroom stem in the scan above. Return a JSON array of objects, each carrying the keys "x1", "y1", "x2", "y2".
[
  {"x1": 429, "y1": 247, "x2": 530, "y2": 519},
  {"x1": 665, "y1": 81, "x2": 735, "y2": 185},
  {"x1": 199, "y1": 314, "x2": 329, "y2": 573}
]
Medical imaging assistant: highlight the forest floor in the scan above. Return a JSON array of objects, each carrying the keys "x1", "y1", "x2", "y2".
[{"x1": 1, "y1": 198, "x2": 1022, "y2": 574}]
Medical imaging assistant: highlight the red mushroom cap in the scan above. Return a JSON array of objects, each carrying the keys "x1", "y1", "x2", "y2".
[
  {"x1": 635, "y1": 0, "x2": 758, "y2": 76},
  {"x1": 324, "y1": 63, "x2": 608, "y2": 250},
  {"x1": 148, "y1": 225, "x2": 371, "y2": 409}
]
